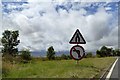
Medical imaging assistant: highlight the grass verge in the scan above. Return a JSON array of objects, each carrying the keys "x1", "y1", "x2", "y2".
[{"x1": 2, "y1": 57, "x2": 116, "y2": 78}]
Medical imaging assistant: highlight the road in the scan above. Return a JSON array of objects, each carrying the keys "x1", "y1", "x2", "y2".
[{"x1": 109, "y1": 57, "x2": 120, "y2": 80}]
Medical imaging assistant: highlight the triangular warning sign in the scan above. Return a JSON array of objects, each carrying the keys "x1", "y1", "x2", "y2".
[{"x1": 69, "y1": 29, "x2": 86, "y2": 44}]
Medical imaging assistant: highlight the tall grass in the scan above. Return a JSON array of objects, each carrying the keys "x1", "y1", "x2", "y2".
[{"x1": 2, "y1": 57, "x2": 116, "y2": 78}]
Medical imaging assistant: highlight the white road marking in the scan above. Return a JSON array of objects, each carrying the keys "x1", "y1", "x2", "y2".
[{"x1": 106, "y1": 57, "x2": 118, "y2": 79}]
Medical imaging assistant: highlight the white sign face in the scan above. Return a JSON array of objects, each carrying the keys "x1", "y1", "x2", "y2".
[
  {"x1": 70, "y1": 45, "x2": 85, "y2": 60},
  {"x1": 69, "y1": 29, "x2": 86, "y2": 44}
]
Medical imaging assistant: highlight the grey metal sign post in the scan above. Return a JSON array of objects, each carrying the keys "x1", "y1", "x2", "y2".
[{"x1": 69, "y1": 29, "x2": 86, "y2": 64}]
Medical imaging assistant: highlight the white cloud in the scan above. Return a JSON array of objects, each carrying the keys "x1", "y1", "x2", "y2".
[
  {"x1": 27, "y1": 0, "x2": 119, "y2": 2},
  {"x1": 2, "y1": 2, "x2": 118, "y2": 52},
  {"x1": 86, "y1": 7, "x2": 112, "y2": 41},
  {"x1": 105, "y1": 7, "x2": 112, "y2": 10}
]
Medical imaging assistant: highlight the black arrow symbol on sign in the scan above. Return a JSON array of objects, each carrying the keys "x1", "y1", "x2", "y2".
[
  {"x1": 73, "y1": 47, "x2": 81, "y2": 58},
  {"x1": 75, "y1": 33, "x2": 80, "y2": 43}
]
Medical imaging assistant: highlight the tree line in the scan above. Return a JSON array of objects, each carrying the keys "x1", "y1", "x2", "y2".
[
  {"x1": 1, "y1": 30, "x2": 72, "y2": 63},
  {"x1": 1, "y1": 30, "x2": 120, "y2": 63},
  {"x1": 96, "y1": 46, "x2": 120, "y2": 57}
]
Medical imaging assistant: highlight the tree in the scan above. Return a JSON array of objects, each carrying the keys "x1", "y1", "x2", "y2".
[
  {"x1": 112, "y1": 49, "x2": 117, "y2": 56},
  {"x1": 1, "y1": 30, "x2": 20, "y2": 57},
  {"x1": 20, "y1": 49, "x2": 31, "y2": 61},
  {"x1": 100, "y1": 46, "x2": 108, "y2": 57},
  {"x1": 96, "y1": 46, "x2": 108, "y2": 57},
  {"x1": 96, "y1": 50, "x2": 100, "y2": 57},
  {"x1": 47, "y1": 46, "x2": 55, "y2": 60},
  {"x1": 96, "y1": 49, "x2": 104, "y2": 57},
  {"x1": 96, "y1": 46, "x2": 114, "y2": 57},
  {"x1": 115, "y1": 49, "x2": 120, "y2": 56}
]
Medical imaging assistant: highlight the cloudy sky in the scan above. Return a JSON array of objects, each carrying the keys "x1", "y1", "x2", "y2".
[{"x1": 1, "y1": 0, "x2": 119, "y2": 52}]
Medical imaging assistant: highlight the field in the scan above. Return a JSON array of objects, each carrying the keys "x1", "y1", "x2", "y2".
[{"x1": 3, "y1": 57, "x2": 116, "y2": 78}]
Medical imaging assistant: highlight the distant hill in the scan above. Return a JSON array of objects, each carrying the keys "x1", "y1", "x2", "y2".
[
  {"x1": 14, "y1": 50, "x2": 96, "y2": 57},
  {"x1": 31, "y1": 50, "x2": 46, "y2": 57},
  {"x1": 30, "y1": 50, "x2": 96, "y2": 57},
  {"x1": 31, "y1": 50, "x2": 70, "y2": 57}
]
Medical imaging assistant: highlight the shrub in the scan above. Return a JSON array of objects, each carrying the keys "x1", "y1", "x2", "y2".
[
  {"x1": 85, "y1": 52, "x2": 93, "y2": 58},
  {"x1": 96, "y1": 54, "x2": 101, "y2": 58},
  {"x1": 3, "y1": 54, "x2": 14, "y2": 63},
  {"x1": 61, "y1": 54, "x2": 68, "y2": 60},
  {"x1": 55, "y1": 56, "x2": 61, "y2": 60},
  {"x1": 41, "y1": 57, "x2": 48, "y2": 61},
  {"x1": 67, "y1": 55, "x2": 72, "y2": 59},
  {"x1": 20, "y1": 49, "x2": 31, "y2": 62}
]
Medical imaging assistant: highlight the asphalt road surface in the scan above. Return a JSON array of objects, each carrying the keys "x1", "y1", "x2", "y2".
[{"x1": 110, "y1": 57, "x2": 120, "y2": 80}]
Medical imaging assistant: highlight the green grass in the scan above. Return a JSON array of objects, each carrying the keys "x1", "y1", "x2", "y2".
[{"x1": 3, "y1": 57, "x2": 116, "y2": 78}]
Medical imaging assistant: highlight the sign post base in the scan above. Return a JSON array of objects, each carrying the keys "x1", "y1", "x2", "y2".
[{"x1": 76, "y1": 60, "x2": 79, "y2": 65}]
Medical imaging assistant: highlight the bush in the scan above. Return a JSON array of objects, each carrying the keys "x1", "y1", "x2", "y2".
[
  {"x1": 61, "y1": 54, "x2": 68, "y2": 60},
  {"x1": 55, "y1": 56, "x2": 61, "y2": 60},
  {"x1": 67, "y1": 55, "x2": 72, "y2": 59},
  {"x1": 60, "y1": 54, "x2": 72, "y2": 60},
  {"x1": 20, "y1": 49, "x2": 31, "y2": 62},
  {"x1": 96, "y1": 50, "x2": 101, "y2": 57},
  {"x1": 115, "y1": 49, "x2": 120, "y2": 56},
  {"x1": 85, "y1": 52, "x2": 93, "y2": 58},
  {"x1": 41, "y1": 57, "x2": 48, "y2": 61},
  {"x1": 3, "y1": 54, "x2": 14, "y2": 63}
]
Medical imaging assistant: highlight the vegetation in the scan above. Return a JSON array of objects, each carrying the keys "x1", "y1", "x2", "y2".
[
  {"x1": 1, "y1": 30, "x2": 119, "y2": 78},
  {"x1": 47, "y1": 46, "x2": 55, "y2": 60},
  {"x1": 61, "y1": 54, "x2": 67, "y2": 59},
  {"x1": 114, "y1": 49, "x2": 120, "y2": 56},
  {"x1": 2, "y1": 62, "x2": 11, "y2": 77},
  {"x1": 2, "y1": 57, "x2": 116, "y2": 78},
  {"x1": 96, "y1": 46, "x2": 120, "y2": 57},
  {"x1": 60, "y1": 54, "x2": 72, "y2": 60},
  {"x1": 20, "y1": 49, "x2": 32, "y2": 62},
  {"x1": 1, "y1": 30, "x2": 20, "y2": 57},
  {"x1": 1, "y1": 30, "x2": 32, "y2": 64},
  {"x1": 85, "y1": 52, "x2": 93, "y2": 58}
]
